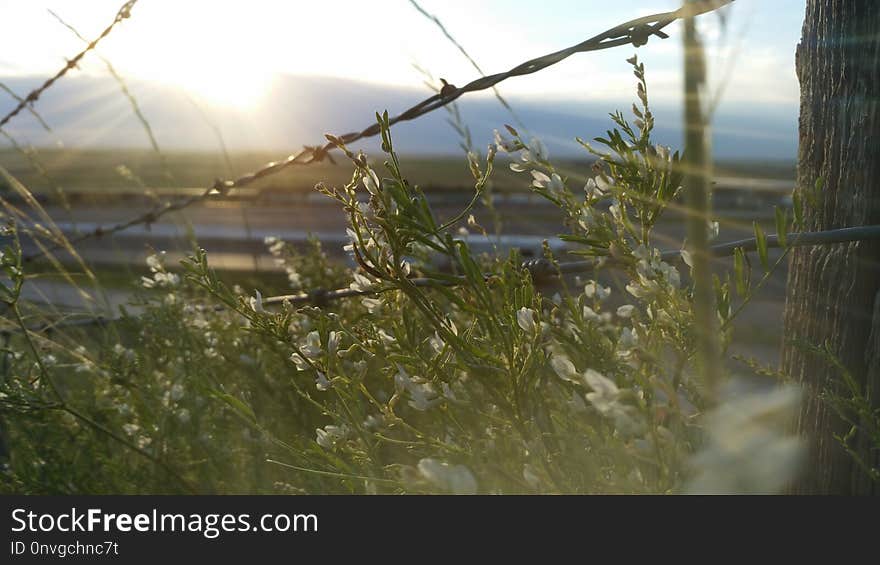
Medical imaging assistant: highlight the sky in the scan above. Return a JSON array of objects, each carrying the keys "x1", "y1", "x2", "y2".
[{"x1": 0, "y1": 0, "x2": 808, "y2": 157}]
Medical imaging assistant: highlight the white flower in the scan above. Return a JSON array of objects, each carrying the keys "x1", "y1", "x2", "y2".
[
  {"x1": 658, "y1": 261, "x2": 681, "y2": 289},
  {"x1": 160, "y1": 272, "x2": 180, "y2": 286},
  {"x1": 408, "y1": 382, "x2": 439, "y2": 411},
  {"x1": 363, "y1": 414, "x2": 386, "y2": 430},
  {"x1": 516, "y1": 307, "x2": 537, "y2": 333},
  {"x1": 531, "y1": 170, "x2": 565, "y2": 195},
  {"x1": 527, "y1": 138, "x2": 548, "y2": 162},
  {"x1": 286, "y1": 268, "x2": 302, "y2": 289},
  {"x1": 290, "y1": 353, "x2": 308, "y2": 370},
  {"x1": 265, "y1": 236, "x2": 284, "y2": 256},
  {"x1": 250, "y1": 290, "x2": 264, "y2": 313},
  {"x1": 583, "y1": 368, "x2": 620, "y2": 415},
  {"x1": 582, "y1": 369, "x2": 642, "y2": 435},
  {"x1": 608, "y1": 200, "x2": 624, "y2": 223},
  {"x1": 315, "y1": 371, "x2": 331, "y2": 391},
  {"x1": 493, "y1": 129, "x2": 518, "y2": 152},
  {"x1": 626, "y1": 281, "x2": 649, "y2": 299},
  {"x1": 619, "y1": 327, "x2": 638, "y2": 350},
  {"x1": 509, "y1": 138, "x2": 548, "y2": 172},
  {"x1": 361, "y1": 297, "x2": 383, "y2": 314},
  {"x1": 170, "y1": 383, "x2": 184, "y2": 402},
  {"x1": 686, "y1": 384, "x2": 804, "y2": 494},
  {"x1": 617, "y1": 304, "x2": 636, "y2": 318},
  {"x1": 655, "y1": 144, "x2": 670, "y2": 162},
  {"x1": 582, "y1": 305, "x2": 600, "y2": 322},
  {"x1": 301, "y1": 331, "x2": 322, "y2": 359},
  {"x1": 595, "y1": 175, "x2": 614, "y2": 192},
  {"x1": 350, "y1": 273, "x2": 373, "y2": 293},
  {"x1": 550, "y1": 355, "x2": 578, "y2": 383},
  {"x1": 327, "y1": 331, "x2": 340, "y2": 357},
  {"x1": 145, "y1": 252, "x2": 164, "y2": 272},
  {"x1": 680, "y1": 248, "x2": 694, "y2": 268},
  {"x1": 122, "y1": 423, "x2": 140, "y2": 436},
  {"x1": 315, "y1": 424, "x2": 349, "y2": 449},
  {"x1": 584, "y1": 178, "x2": 604, "y2": 199},
  {"x1": 583, "y1": 281, "x2": 611, "y2": 301},
  {"x1": 377, "y1": 329, "x2": 396, "y2": 345},
  {"x1": 393, "y1": 366, "x2": 439, "y2": 410},
  {"x1": 417, "y1": 458, "x2": 478, "y2": 494},
  {"x1": 578, "y1": 207, "x2": 598, "y2": 231},
  {"x1": 362, "y1": 169, "x2": 381, "y2": 196}
]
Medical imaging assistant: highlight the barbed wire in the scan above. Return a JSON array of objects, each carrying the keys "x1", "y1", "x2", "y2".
[
  {"x1": 18, "y1": 224, "x2": 880, "y2": 334},
  {"x1": 0, "y1": 0, "x2": 137, "y2": 130},
  {"x1": 264, "y1": 224, "x2": 880, "y2": 306},
  {"x1": 20, "y1": 0, "x2": 733, "y2": 264}
]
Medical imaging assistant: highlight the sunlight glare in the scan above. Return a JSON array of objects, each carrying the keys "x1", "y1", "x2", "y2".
[{"x1": 157, "y1": 59, "x2": 275, "y2": 110}]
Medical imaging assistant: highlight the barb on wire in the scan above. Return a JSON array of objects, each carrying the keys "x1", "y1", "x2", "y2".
[
  {"x1": 408, "y1": 0, "x2": 527, "y2": 132},
  {"x1": 0, "y1": 82, "x2": 52, "y2": 133},
  {"x1": 0, "y1": 0, "x2": 137, "y2": 130},
  {"x1": 21, "y1": 224, "x2": 880, "y2": 334},
  {"x1": 19, "y1": 0, "x2": 732, "y2": 264}
]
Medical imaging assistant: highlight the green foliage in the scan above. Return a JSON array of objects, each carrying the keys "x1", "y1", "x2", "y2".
[{"x1": 0, "y1": 58, "x2": 807, "y2": 494}]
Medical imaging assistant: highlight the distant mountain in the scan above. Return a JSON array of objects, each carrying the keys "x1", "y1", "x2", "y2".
[{"x1": 0, "y1": 73, "x2": 797, "y2": 160}]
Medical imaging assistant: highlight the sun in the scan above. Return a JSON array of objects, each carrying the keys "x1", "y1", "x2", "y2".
[
  {"x1": 161, "y1": 63, "x2": 275, "y2": 110},
  {"x1": 96, "y1": 1, "x2": 281, "y2": 110}
]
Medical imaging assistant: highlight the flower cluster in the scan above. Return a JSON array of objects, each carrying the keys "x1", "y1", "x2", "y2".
[{"x1": 141, "y1": 251, "x2": 180, "y2": 288}]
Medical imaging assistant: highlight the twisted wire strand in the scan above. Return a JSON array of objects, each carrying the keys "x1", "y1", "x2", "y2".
[{"x1": 0, "y1": 0, "x2": 138, "y2": 130}]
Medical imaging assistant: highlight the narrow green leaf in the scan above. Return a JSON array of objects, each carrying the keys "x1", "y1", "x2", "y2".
[
  {"x1": 754, "y1": 222, "x2": 769, "y2": 271},
  {"x1": 775, "y1": 207, "x2": 788, "y2": 248},
  {"x1": 734, "y1": 247, "x2": 747, "y2": 296}
]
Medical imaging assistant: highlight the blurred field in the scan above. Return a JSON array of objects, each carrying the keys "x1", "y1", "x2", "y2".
[{"x1": 0, "y1": 148, "x2": 796, "y2": 196}]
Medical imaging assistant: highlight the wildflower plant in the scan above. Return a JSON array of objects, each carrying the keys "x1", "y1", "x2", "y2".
[{"x1": 0, "y1": 57, "x2": 806, "y2": 495}]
